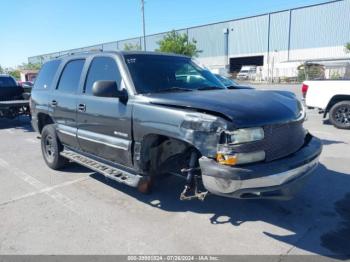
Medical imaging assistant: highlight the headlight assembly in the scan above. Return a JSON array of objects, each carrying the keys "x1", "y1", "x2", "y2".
[
  {"x1": 225, "y1": 127, "x2": 264, "y2": 145},
  {"x1": 298, "y1": 101, "x2": 307, "y2": 121},
  {"x1": 216, "y1": 151, "x2": 266, "y2": 166},
  {"x1": 181, "y1": 113, "x2": 227, "y2": 132},
  {"x1": 216, "y1": 127, "x2": 265, "y2": 166}
]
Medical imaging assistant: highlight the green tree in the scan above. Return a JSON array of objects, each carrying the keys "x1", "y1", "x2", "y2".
[
  {"x1": 9, "y1": 70, "x2": 21, "y2": 80},
  {"x1": 330, "y1": 71, "x2": 341, "y2": 80},
  {"x1": 345, "y1": 42, "x2": 350, "y2": 53},
  {"x1": 297, "y1": 63, "x2": 324, "y2": 81},
  {"x1": 156, "y1": 30, "x2": 201, "y2": 57},
  {"x1": 123, "y1": 43, "x2": 141, "y2": 51},
  {"x1": 19, "y1": 62, "x2": 41, "y2": 70}
]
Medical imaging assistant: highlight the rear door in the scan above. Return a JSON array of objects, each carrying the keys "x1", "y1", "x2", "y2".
[
  {"x1": 53, "y1": 59, "x2": 85, "y2": 148},
  {"x1": 76, "y1": 56, "x2": 133, "y2": 167}
]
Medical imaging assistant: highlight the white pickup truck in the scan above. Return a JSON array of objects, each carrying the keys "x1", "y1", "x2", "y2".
[{"x1": 303, "y1": 80, "x2": 350, "y2": 129}]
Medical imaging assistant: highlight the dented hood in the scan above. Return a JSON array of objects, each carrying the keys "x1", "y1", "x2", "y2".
[{"x1": 144, "y1": 89, "x2": 302, "y2": 128}]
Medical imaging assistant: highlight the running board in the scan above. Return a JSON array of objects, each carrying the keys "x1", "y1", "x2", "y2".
[{"x1": 60, "y1": 149, "x2": 142, "y2": 187}]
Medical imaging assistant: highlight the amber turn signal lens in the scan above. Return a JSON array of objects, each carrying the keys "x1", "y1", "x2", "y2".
[{"x1": 216, "y1": 153, "x2": 237, "y2": 166}]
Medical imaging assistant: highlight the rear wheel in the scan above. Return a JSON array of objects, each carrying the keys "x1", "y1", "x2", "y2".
[
  {"x1": 41, "y1": 124, "x2": 68, "y2": 169},
  {"x1": 329, "y1": 101, "x2": 350, "y2": 130}
]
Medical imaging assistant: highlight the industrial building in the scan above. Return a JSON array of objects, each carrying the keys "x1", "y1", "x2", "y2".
[{"x1": 28, "y1": 0, "x2": 350, "y2": 81}]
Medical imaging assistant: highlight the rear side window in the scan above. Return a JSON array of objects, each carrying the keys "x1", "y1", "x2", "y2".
[
  {"x1": 34, "y1": 60, "x2": 60, "y2": 89},
  {"x1": 84, "y1": 57, "x2": 121, "y2": 95},
  {"x1": 0, "y1": 76, "x2": 17, "y2": 88},
  {"x1": 57, "y1": 59, "x2": 85, "y2": 93}
]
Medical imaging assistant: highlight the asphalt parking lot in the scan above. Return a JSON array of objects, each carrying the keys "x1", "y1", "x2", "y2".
[{"x1": 0, "y1": 84, "x2": 349, "y2": 259}]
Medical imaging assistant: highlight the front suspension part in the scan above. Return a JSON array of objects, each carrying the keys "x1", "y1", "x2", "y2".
[{"x1": 180, "y1": 151, "x2": 208, "y2": 201}]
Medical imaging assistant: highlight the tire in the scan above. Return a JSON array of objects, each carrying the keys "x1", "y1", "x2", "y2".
[
  {"x1": 329, "y1": 101, "x2": 350, "y2": 130},
  {"x1": 41, "y1": 124, "x2": 68, "y2": 169}
]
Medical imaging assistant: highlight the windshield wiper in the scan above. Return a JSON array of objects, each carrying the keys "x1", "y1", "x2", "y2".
[
  {"x1": 156, "y1": 87, "x2": 194, "y2": 93},
  {"x1": 196, "y1": 86, "x2": 224, "y2": 91}
]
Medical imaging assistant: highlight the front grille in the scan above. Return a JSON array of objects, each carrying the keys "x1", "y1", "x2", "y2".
[
  {"x1": 263, "y1": 120, "x2": 306, "y2": 161},
  {"x1": 0, "y1": 96, "x2": 20, "y2": 102},
  {"x1": 228, "y1": 120, "x2": 306, "y2": 162}
]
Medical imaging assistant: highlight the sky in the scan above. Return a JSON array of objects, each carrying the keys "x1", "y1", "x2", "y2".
[{"x1": 0, "y1": 0, "x2": 330, "y2": 68}]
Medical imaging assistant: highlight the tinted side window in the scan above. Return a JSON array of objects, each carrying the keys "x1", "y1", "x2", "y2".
[
  {"x1": 0, "y1": 76, "x2": 17, "y2": 87},
  {"x1": 84, "y1": 57, "x2": 121, "y2": 95},
  {"x1": 34, "y1": 60, "x2": 60, "y2": 89},
  {"x1": 57, "y1": 60, "x2": 85, "y2": 93}
]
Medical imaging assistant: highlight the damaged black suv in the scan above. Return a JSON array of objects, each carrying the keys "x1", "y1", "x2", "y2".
[{"x1": 30, "y1": 51, "x2": 322, "y2": 200}]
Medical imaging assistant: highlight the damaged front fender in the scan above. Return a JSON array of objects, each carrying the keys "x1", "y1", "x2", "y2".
[
  {"x1": 133, "y1": 101, "x2": 232, "y2": 158},
  {"x1": 179, "y1": 112, "x2": 230, "y2": 157}
]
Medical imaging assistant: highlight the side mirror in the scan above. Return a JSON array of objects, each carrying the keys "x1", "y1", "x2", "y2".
[{"x1": 92, "y1": 80, "x2": 128, "y2": 101}]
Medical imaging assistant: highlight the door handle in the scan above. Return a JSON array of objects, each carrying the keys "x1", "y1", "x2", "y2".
[
  {"x1": 51, "y1": 100, "x2": 58, "y2": 107},
  {"x1": 78, "y1": 103, "x2": 86, "y2": 112}
]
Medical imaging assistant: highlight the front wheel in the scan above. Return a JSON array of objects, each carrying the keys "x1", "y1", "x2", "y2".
[
  {"x1": 41, "y1": 124, "x2": 68, "y2": 169},
  {"x1": 329, "y1": 101, "x2": 350, "y2": 130}
]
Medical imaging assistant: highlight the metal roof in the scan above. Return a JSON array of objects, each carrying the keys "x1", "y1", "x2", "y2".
[{"x1": 28, "y1": 0, "x2": 348, "y2": 63}]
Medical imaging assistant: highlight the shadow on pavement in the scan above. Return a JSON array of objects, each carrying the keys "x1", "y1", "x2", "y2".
[
  {"x1": 321, "y1": 139, "x2": 347, "y2": 146},
  {"x1": 322, "y1": 119, "x2": 332, "y2": 126},
  {"x1": 90, "y1": 164, "x2": 350, "y2": 259},
  {"x1": 320, "y1": 193, "x2": 350, "y2": 259},
  {"x1": 0, "y1": 116, "x2": 33, "y2": 132},
  {"x1": 59, "y1": 162, "x2": 92, "y2": 174}
]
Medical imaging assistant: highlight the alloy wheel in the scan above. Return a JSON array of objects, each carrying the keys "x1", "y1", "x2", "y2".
[{"x1": 334, "y1": 105, "x2": 350, "y2": 126}]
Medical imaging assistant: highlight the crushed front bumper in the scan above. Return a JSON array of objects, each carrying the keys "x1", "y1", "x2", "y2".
[{"x1": 199, "y1": 135, "x2": 322, "y2": 200}]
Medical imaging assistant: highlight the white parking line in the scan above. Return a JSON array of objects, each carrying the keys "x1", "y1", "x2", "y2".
[
  {"x1": 0, "y1": 176, "x2": 89, "y2": 207},
  {"x1": 0, "y1": 158, "x2": 87, "y2": 214},
  {"x1": 0, "y1": 157, "x2": 114, "y2": 234}
]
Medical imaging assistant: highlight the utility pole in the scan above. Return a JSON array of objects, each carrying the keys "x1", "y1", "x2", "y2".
[
  {"x1": 141, "y1": 0, "x2": 146, "y2": 51},
  {"x1": 271, "y1": 50, "x2": 278, "y2": 83},
  {"x1": 271, "y1": 55, "x2": 274, "y2": 83}
]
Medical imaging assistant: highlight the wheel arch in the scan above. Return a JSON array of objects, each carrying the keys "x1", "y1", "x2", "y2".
[
  {"x1": 324, "y1": 95, "x2": 350, "y2": 118},
  {"x1": 37, "y1": 113, "x2": 55, "y2": 134},
  {"x1": 137, "y1": 133, "x2": 201, "y2": 174}
]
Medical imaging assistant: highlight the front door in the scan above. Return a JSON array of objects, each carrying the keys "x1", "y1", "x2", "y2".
[
  {"x1": 52, "y1": 59, "x2": 85, "y2": 148},
  {"x1": 76, "y1": 56, "x2": 133, "y2": 167}
]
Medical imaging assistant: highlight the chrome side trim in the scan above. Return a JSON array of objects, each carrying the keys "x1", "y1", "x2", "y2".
[
  {"x1": 56, "y1": 124, "x2": 77, "y2": 137},
  {"x1": 77, "y1": 129, "x2": 130, "y2": 151},
  {"x1": 58, "y1": 129, "x2": 76, "y2": 137}
]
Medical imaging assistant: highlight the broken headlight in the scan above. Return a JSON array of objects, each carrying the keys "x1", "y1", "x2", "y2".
[
  {"x1": 181, "y1": 113, "x2": 227, "y2": 132},
  {"x1": 298, "y1": 101, "x2": 307, "y2": 121},
  {"x1": 225, "y1": 127, "x2": 264, "y2": 145},
  {"x1": 216, "y1": 127, "x2": 265, "y2": 166}
]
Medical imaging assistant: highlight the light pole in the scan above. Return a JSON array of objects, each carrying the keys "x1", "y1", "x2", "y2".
[
  {"x1": 141, "y1": 0, "x2": 146, "y2": 51},
  {"x1": 271, "y1": 49, "x2": 278, "y2": 83},
  {"x1": 223, "y1": 28, "x2": 229, "y2": 72}
]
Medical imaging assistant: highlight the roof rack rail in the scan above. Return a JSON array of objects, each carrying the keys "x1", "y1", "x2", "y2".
[{"x1": 54, "y1": 49, "x2": 104, "y2": 58}]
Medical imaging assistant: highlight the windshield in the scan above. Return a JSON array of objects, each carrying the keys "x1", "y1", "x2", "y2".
[
  {"x1": 0, "y1": 76, "x2": 17, "y2": 88},
  {"x1": 124, "y1": 54, "x2": 225, "y2": 94},
  {"x1": 215, "y1": 74, "x2": 238, "y2": 87}
]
